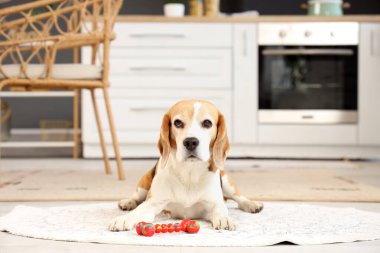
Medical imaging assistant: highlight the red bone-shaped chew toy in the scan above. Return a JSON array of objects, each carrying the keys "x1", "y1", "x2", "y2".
[{"x1": 136, "y1": 219, "x2": 200, "y2": 237}]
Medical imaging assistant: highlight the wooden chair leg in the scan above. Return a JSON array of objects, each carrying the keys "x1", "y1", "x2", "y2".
[
  {"x1": 90, "y1": 89, "x2": 112, "y2": 175},
  {"x1": 73, "y1": 45, "x2": 80, "y2": 159},
  {"x1": 102, "y1": 86, "x2": 125, "y2": 180},
  {"x1": 73, "y1": 89, "x2": 80, "y2": 159}
]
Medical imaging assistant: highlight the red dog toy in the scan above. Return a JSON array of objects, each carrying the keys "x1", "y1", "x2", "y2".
[{"x1": 136, "y1": 219, "x2": 200, "y2": 237}]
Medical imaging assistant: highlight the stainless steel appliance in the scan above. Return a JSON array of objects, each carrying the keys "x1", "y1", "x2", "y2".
[{"x1": 258, "y1": 22, "x2": 359, "y2": 124}]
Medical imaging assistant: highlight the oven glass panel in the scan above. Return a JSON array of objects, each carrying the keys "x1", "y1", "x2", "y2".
[{"x1": 259, "y1": 46, "x2": 358, "y2": 110}]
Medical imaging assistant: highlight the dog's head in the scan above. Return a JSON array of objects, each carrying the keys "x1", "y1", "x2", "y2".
[{"x1": 158, "y1": 100, "x2": 230, "y2": 170}]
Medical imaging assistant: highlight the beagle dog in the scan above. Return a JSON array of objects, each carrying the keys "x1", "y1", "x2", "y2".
[{"x1": 108, "y1": 100, "x2": 263, "y2": 231}]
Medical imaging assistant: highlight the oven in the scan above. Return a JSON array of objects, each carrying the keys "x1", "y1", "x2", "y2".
[{"x1": 258, "y1": 23, "x2": 359, "y2": 124}]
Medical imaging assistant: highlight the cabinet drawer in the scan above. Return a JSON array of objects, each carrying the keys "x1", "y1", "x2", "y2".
[
  {"x1": 113, "y1": 23, "x2": 232, "y2": 48},
  {"x1": 108, "y1": 48, "x2": 231, "y2": 88},
  {"x1": 82, "y1": 89, "x2": 232, "y2": 144},
  {"x1": 258, "y1": 124, "x2": 357, "y2": 145}
]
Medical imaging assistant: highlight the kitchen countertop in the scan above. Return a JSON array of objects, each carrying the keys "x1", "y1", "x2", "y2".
[{"x1": 115, "y1": 15, "x2": 380, "y2": 23}]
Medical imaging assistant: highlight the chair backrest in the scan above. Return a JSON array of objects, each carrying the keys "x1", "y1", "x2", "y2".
[{"x1": 0, "y1": 0, "x2": 122, "y2": 81}]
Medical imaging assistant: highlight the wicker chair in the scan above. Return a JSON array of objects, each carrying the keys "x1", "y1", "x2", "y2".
[{"x1": 0, "y1": 0, "x2": 125, "y2": 180}]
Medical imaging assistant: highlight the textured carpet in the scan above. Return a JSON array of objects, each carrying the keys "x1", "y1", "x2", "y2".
[
  {"x1": 1, "y1": 166, "x2": 380, "y2": 202},
  {"x1": 1, "y1": 202, "x2": 380, "y2": 246}
]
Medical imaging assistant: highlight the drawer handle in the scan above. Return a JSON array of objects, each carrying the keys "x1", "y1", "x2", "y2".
[
  {"x1": 130, "y1": 107, "x2": 169, "y2": 112},
  {"x1": 129, "y1": 33, "x2": 186, "y2": 38},
  {"x1": 370, "y1": 30, "x2": 374, "y2": 57},
  {"x1": 243, "y1": 30, "x2": 248, "y2": 57},
  {"x1": 129, "y1": 67, "x2": 186, "y2": 72}
]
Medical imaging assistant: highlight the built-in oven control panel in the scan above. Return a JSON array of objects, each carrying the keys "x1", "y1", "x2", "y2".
[{"x1": 258, "y1": 22, "x2": 359, "y2": 45}]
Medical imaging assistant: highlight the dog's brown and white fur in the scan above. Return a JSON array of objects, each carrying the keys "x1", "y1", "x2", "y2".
[{"x1": 108, "y1": 100, "x2": 263, "y2": 231}]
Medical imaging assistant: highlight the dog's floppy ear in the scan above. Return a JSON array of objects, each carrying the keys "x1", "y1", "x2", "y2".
[
  {"x1": 157, "y1": 113, "x2": 171, "y2": 168},
  {"x1": 212, "y1": 112, "x2": 230, "y2": 169}
]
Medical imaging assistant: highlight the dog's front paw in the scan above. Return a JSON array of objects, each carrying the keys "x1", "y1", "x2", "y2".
[
  {"x1": 211, "y1": 216, "x2": 236, "y2": 231},
  {"x1": 118, "y1": 198, "x2": 138, "y2": 211},
  {"x1": 238, "y1": 200, "x2": 263, "y2": 213},
  {"x1": 108, "y1": 215, "x2": 135, "y2": 232}
]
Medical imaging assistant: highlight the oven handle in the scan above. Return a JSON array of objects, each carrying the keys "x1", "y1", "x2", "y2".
[{"x1": 261, "y1": 49, "x2": 354, "y2": 56}]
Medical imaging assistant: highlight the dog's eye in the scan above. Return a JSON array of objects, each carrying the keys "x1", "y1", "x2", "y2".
[
  {"x1": 174, "y1": 119, "x2": 184, "y2": 129},
  {"x1": 202, "y1": 119, "x2": 213, "y2": 129}
]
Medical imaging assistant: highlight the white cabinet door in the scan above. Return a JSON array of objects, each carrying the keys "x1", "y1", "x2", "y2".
[
  {"x1": 232, "y1": 24, "x2": 258, "y2": 144},
  {"x1": 359, "y1": 23, "x2": 380, "y2": 145}
]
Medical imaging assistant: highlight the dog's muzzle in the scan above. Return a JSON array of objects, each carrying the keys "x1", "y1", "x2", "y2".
[
  {"x1": 183, "y1": 137, "x2": 201, "y2": 161},
  {"x1": 183, "y1": 137, "x2": 199, "y2": 152}
]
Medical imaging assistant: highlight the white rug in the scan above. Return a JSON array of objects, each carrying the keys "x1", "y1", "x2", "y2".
[{"x1": 1, "y1": 202, "x2": 380, "y2": 247}]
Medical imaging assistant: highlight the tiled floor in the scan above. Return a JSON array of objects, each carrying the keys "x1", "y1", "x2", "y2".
[{"x1": 1, "y1": 158, "x2": 380, "y2": 253}]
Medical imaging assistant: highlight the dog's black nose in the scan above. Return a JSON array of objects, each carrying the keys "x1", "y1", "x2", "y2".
[{"x1": 183, "y1": 137, "x2": 199, "y2": 151}]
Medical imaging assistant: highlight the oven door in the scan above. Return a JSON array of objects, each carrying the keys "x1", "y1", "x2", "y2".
[{"x1": 258, "y1": 46, "x2": 358, "y2": 124}]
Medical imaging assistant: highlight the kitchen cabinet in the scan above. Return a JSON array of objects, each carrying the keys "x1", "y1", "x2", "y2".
[
  {"x1": 233, "y1": 24, "x2": 258, "y2": 144},
  {"x1": 82, "y1": 22, "x2": 233, "y2": 158},
  {"x1": 359, "y1": 23, "x2": 380, "y2": 145},
  {"x1": 82, "y1": 20, "x2": 380, "y2": 159}
]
